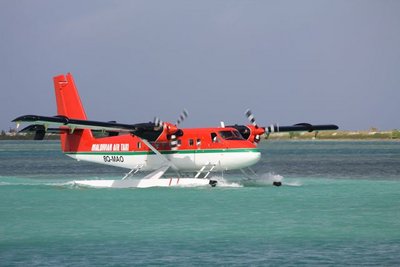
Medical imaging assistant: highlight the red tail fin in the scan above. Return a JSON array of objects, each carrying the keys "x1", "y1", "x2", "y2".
[
  {"x1": 54, "y1": 73, "x2": 87, "y2": 119},
  {"x1": 53, "y1": 73, "x2": 93, "y2": 152}
]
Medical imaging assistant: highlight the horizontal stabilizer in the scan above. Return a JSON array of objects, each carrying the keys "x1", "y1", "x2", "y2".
[
  {"x1": 19, "y1": 124, "x2": 65, "y2": 134},
  {"x1": 18, "y1": 124, "x2": 66, "y2": 140}
]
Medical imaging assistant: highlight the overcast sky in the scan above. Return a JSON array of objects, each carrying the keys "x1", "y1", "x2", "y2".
[{"x1": 1, "y1": 0, "x2": 399, "y2": 131}]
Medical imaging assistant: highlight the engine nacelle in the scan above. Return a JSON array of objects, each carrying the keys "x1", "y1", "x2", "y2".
[
  {"x1": 154, "y1": 122, "x2": 183, "y2": 144},
  {"x1": 246, "y1": 125, "x2": 265, "y2": 143}
]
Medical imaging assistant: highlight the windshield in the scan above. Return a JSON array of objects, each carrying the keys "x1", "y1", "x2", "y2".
[{"x1": 219, "y1": 130, "x2": 244, "y2": 140}]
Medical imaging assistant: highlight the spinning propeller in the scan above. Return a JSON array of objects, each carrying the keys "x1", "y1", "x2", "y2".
[
  {"x1": 176, "y1": 109, "x2": 189, "y2": 125},
  {"x1": 154, "y1": 109, "x2": 188, "y2": 128},
  {"x1": 245, "y1": 109, "x2": 280, "y2": 134},
  {"x1": 153, "y1": 109, "x2": 189, "y2": 149},
  {"x1": 245, "y1": 109, "x2": 258, "y2": 128}
]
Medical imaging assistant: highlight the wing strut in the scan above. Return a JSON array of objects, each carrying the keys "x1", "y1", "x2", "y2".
[
  {"x1": 142, "y1": 165, "x2": 170, "y2": 180},
  {"x1": 141, "y1": 139, "x2": 179, "y2": 171}
]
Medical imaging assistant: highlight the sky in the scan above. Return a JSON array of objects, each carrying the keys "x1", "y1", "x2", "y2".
[{"x1": 1, "y1": 0, "x2": 399, "y2": 131}]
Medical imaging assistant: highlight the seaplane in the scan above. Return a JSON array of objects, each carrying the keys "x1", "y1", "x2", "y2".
[{"x1": 13, "y1": 73, "x2": 338, "y2": 188}]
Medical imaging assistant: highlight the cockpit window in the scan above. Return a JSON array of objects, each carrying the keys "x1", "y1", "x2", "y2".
[{"x1": 219, "y1": 130, "x2": 244, "y2": 140}]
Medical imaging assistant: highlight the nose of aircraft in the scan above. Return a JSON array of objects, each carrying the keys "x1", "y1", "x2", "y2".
[
  {"x1": 216, "y1": 149, "x2": 262, "y2": 171},
  {"x1": 229, "y1": 149, "x2": 261, "y2": 170},
  {"x1": 245, "y1": 150, "x2": 261, "y2": 167}
]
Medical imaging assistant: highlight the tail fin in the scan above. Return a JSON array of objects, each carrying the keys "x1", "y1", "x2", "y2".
[
  {"x1": 53, "y1": 73, "x2": 93, "y2": 152},
  {"x1": 54, "y1": 73, "x2": 87, "y2": 119}
]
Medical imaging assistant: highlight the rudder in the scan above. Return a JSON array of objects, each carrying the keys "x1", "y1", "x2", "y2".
[
  {"x1": 54, "y1": 73, "x2": 88, "y2": 119},
  {"x1": 53, "y1": 73, "x2": 93, "y2": 152}
]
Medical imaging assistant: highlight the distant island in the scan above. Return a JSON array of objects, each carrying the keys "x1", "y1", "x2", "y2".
[{"x1": 1, "y1": 129, "x2": 399, "y2": 140}]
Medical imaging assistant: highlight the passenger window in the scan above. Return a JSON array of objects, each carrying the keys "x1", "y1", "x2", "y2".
[
  {"x1": 211, "y1": 133, "x2": 218, "y2": 143},
  {"x1": 196, "y1": 139, "x2": 201, "y2": 146},
  {"x1": 137, "y1": 142, "x2": 141, "y2": 149},
  {"x1": 189, "y1": 139, "x2": 194, "y2": 146}
]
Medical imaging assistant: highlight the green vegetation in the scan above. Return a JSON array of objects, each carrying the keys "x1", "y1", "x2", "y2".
[{"x1": 392, "y1": 130, "x2": 400, "y2": 139}]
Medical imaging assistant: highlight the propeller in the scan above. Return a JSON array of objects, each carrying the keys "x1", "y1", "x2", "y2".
[
  {"x1": 153, "y1": 109, "x2": 189, "y2": 150},
  {"x1": 245, "y1": 109, "x2": 278, "y2": 134},
  {"x1": 170, "y1": 109, "x2": 188, "y2": 149},
  {"x1": 176, "y1": 109, "x2": 189, "y2": 126},
  {"x1": 153, "y1": 117, "x2": 164, "y2": 128},
  {"x1": 245, "y1": 109, "x2": 258, "y2": 128},
  {"x1": 244, "y1": 109, "x2": 266, "y2": 142},
  {"x1": 153, "y1": 109, "x2": 188, "y2": 128}
]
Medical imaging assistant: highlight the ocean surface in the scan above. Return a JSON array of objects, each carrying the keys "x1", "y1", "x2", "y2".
[{"x1": 1, "y1": 140, "x2": 399, "y2": 266}]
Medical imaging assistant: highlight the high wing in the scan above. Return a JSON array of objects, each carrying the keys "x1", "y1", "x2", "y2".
[
  {"x1": 226, "y1": 109, "x2": 339, "y2": 143},
  {"x1": 264, "y1": 123, "x2": 339, "y2": 133},
  {"x1": 13, "y1": 115, "x2": 163, "y2": 141}
]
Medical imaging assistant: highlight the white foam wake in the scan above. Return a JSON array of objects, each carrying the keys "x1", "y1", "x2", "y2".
[
  {"x1": 0, "y1": 177, "x2": 81, "y2": 188},
  {"x1": 284, "y1": 181, "x2": 303, "y2": 187},
  {"x1": 210, "y1": 176, "x2": 243, "y2": 188}
]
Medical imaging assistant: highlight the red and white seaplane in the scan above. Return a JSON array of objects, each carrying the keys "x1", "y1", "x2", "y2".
[{"x1": 13, "y1": 73, "x2": 338, "y2": 188}]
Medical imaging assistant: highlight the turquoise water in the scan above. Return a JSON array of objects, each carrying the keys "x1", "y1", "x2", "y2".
[{"x1": 1, "y1": 140, "x2": 400, "y2": 266}]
